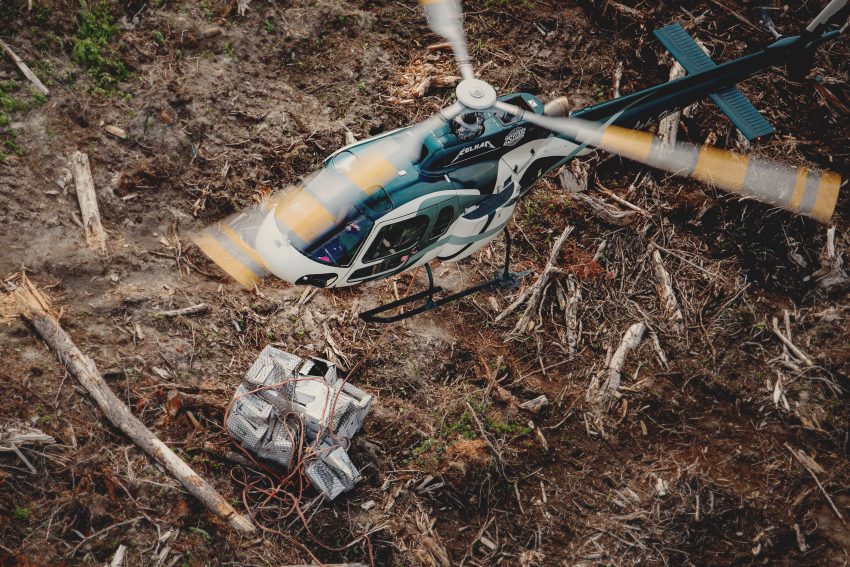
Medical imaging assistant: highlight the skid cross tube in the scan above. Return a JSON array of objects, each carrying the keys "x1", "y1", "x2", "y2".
[{"x1": 358, "y1": 231, "x2": 531, "y2": 324}]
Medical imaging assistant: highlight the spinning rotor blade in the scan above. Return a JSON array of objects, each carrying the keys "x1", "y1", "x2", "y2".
[
  {"x1": 495, "y1": 102, "x2": 841, "y2": 223},
  {"x1": 420, "y1": 0, "x2": 475, "y2": 81},
  {"x1": 193, "y1": 105, "x2": 463, "y2": 288}
]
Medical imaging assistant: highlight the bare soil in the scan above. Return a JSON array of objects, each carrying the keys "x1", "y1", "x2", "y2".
[{"x1": 1, "y1": 1, "x2": 849, "y2": 565}]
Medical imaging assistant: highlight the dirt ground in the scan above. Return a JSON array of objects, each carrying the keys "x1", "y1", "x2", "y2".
[{"x1": 1, "y1": 0, "x2": 849, "y2": 565}]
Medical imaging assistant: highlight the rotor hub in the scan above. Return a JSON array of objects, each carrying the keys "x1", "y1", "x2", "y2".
[{"x1": 455, "y1": 78, "x2": 497, "y2": 110}]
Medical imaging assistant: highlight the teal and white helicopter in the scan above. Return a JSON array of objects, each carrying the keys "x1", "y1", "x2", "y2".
[{"x1": 195, "y1": 0, "x2": 847, "y2": 322}]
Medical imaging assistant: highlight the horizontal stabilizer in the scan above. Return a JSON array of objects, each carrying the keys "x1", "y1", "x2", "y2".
[{"x1": 653, "y1": 23, "x2": 775, "y2": 141}]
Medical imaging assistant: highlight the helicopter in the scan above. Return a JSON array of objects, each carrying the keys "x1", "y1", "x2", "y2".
[{"x1": 194, "y1": 0, "x2": 847, "y2": 323}]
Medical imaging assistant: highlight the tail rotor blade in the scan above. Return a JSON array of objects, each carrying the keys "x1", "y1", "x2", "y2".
[
  {"x1": 420, "y1": 0, "x2": 475, "y2": 81},
  {"x1": 495, "y1": 102, "x2": 841, "y2": 223}
]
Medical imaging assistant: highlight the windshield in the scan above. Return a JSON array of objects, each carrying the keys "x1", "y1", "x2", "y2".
[
  {"x1": 303, "y1": 213, "x2": 374, "y2": 267},
  {"x1": 270, "y1": 148, "x2": 400, "y2": 268}
]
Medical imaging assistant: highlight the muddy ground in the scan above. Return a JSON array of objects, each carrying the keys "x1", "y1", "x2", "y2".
[{"x1": 1, "y1": 0, "x2": 849, "y2": 565}]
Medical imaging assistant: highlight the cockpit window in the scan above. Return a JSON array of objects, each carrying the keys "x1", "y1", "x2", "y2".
[{"x1": 304, "y1": 214, "x2": 374, "y2": 268}]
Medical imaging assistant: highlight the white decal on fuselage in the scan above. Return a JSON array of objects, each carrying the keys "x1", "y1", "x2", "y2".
[
  {"x1": 450, "y1": 140, "x2": 496, "y2": 164},
  {"x1": 503, "y1": 127, "x2": 526, "y2": 147}
]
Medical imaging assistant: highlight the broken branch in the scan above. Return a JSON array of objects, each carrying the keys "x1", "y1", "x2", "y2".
[
  {"x1": 604, "y1": 322, "x2": 647, "y2": 392},
  {"x1": 771, "y1": 317, "x2": 813, "y2": 367},
  {"x1": 651, "y1": 248, "x2": 684, "y2": 332},
  {"x1": 71, "y1": 151, "x2": 107, "y2": 253},
  {"x1": 0, "y1": 38, "x2": 49, "y2": 96}
]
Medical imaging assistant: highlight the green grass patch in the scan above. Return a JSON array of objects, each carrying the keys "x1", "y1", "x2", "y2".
[
  {"x1": 412, "y1": 437, "x2": 445, "y2": 456},
  {"x1": 72, "y1": 2, "x2": 128, "y2": 93},
  {"x1": 0, "y1": 80, "x2": 28, "y2": 160},
  {"x1": 188, "y1": 526, "x2": 212, "y2": 544},
  {"x1": 487, "y1": 419, "x2": 532, "y2": 436},
  {"x1": 441, "y1": 409, "x2": 478, "y2": 440}
]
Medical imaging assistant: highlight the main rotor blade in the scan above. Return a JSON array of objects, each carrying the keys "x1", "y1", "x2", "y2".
[
  {"x1": 495, "y1": 102, "x2": 841, "y2": 223},
  {"x1": 420, "y1": 0, "x2": 475, "y2": 81},
  {"x1": 192, "y1": 105, "x2": 463, "y2": 288}
]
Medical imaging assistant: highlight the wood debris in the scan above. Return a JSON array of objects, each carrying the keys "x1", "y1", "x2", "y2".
[
  {"x1": 520, "y1": 395, "x2": 549, "y2": 413},
  {"x1": 603, "y1": 322, "x2": 646, "y2": 393},
  {"x1": 771, "y1": 316, "x2": 813, "y2": 367},
  {"x1": 236, "y1": 0, "x2": 251, "y2": 16},
  {"x1": 3, "y1": 274, "x2": 255, "y2": 534},
  {"x1": 104, "y1": 124, "x2": 128, "y2": 139},
  {"x1": 71, "y1": 151, "x2": 107, "y2": 253},
  {"x1": 812, "y1": 226, "x2": 849, "y2": 292},
  {"x1": 0, "y1": 38, "x2": 49, "y2": 96},
  {"x1": 496, "y1": 225, "x2": 574, "y2": 335},
  {"x1": 558, "y1": 160, "x2": 589, "y2": 193},
  {"x1": 651, "y1": 247, "x2": 684, "y2": 332},
  {"x1": 786, "y1": 444, "x2": 844, "y2": 523},
  {"x1": 0, "y1": 423, "x2": 55, "y2": 450},
  {"x1": 573, "y1": 192, "x2": 640, "y2": 226},
  {"x1": 155, "y1": 303, "x2": 209, "y2": 317}
]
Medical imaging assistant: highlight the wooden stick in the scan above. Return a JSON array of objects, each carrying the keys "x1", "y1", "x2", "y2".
[
  {"x1": 109, "y1": 544, "x2": 127, "y2": 567},
  {"x1": 71, "y1": 151, "x2": 107, "y2": 253},
  {"x1": 0, "y1": 38, "x2": 49, "y2": 96},
  {"x1": 604, "y1": 322, "x2": 646, "y2": 392},
  {"x1": 651, "y1": 248, "x2": 684, "y2": 332},
  {"x1": 657, "y1": 60, "x2": 686, "y2": 148},
  {"x1": 7, "y1": 275, "x2": 255, "y2": 535},
  {"x1": 786, "y1": 444, "x2": 844, "y2": 523},
  {"x1": 155, "y1": 303, "x2": 208, "y2": 317},
  {"x1": 611, "y1": 61, "x2": 623, "y2": 99},
  {"x1": 771, "y1": 317, "x2": 814, "y2": 367},
  {"x1": 563, "y1": 277, "x2": 581, "y2": 354},
  {"x1": 813, "y1": 226, "x2": 849, "y2": 292},
  {"x1": 0, "y1": 424, "x2": 55, "y2": 450},
  {"x1": 573, "y1": 192, "x2": 639, "y2": 226},
  {"x1": 10, "y1": 443, "x2": 37, "y2": 473}
]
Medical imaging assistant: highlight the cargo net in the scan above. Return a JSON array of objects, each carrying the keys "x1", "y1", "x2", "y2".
[{"x1": 225, "y1": 346, "x2": 372, "y2": 501}]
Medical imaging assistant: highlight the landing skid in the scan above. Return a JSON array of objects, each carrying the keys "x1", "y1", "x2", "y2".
[{"x1": 358, "y1": 231, "x2": 532, "y2": 324}]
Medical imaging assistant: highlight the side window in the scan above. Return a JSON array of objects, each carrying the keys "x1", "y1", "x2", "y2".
[
  {"x1": 363, "y1": 215, "x2": 429, "y2": 263},
  {"x1": 427, "y1": 206, "x2": 454, "y2": 243}
]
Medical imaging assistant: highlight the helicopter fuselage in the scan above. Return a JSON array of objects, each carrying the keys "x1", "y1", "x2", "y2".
[
  {"x1": 253, "y1": 92, "x2": 590, "y2": 288},
  {"x1": 247, "y1": 26, "x2": 842, "y2": 290}
]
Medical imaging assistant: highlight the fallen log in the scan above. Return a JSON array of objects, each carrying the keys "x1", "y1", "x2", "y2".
[{"x1": 4, "y1": 274, "x2": 255, "y2": 535}]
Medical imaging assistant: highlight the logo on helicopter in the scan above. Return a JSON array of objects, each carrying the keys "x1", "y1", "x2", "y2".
[
  {"x1": 450, "y1": 140, "x2": 496, "y2": 164},
  {"x1": 503, "y1": 127, "x2": 526, "y2": 147}
]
